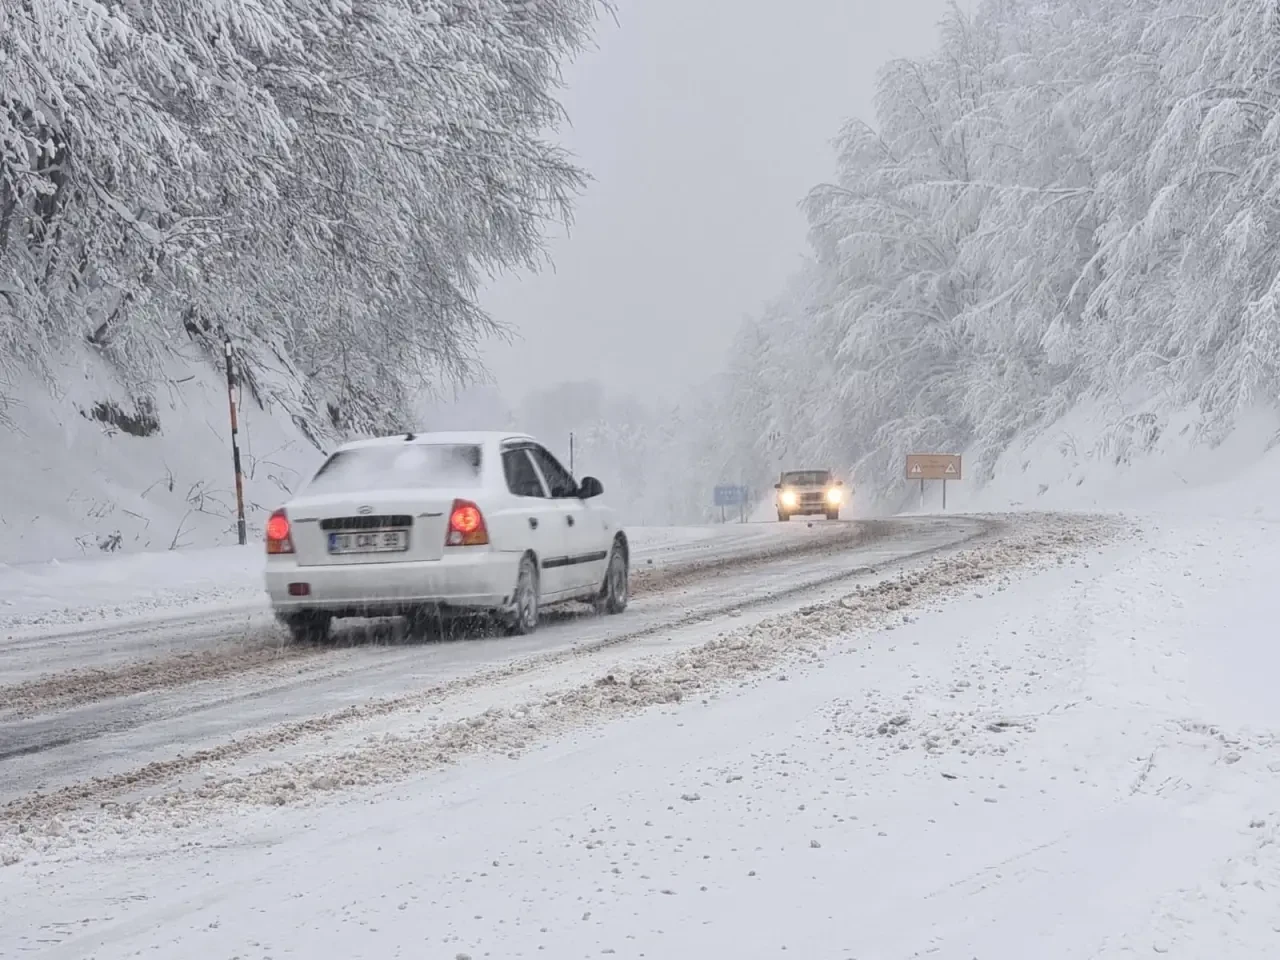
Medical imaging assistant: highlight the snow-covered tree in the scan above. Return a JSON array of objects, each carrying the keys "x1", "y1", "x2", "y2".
[
  {"x1": 1, "y1": 0, "x2": 602, "y2": 436},
  {"x1": 691, "y1": 0, "x2": 1280, "y2": 509}
]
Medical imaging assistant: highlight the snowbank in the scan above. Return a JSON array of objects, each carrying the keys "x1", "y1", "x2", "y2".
[
  {"x1": 910, "y1": 399, "x2": 1280, "y2": 519},
  {"x1": 0, "y1": 349, "x2": 325, "y2": 565},
  {"x1": 0, "y1": 543, "x2": 264, "y2": 635}
]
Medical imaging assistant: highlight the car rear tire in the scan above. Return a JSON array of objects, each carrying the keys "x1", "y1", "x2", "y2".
[
  {"x1": 594, "y1": 541, "x2": 629, "y2": 615},
  {"x1": 826, "y1": 510, "x2": 839, "y2": 521},
  {"x1": 284, "y1": 611, "x2": 332, "y2": 643},
  {"x1": 505, "y1": 555, "x2": 539, "y2": 636}
]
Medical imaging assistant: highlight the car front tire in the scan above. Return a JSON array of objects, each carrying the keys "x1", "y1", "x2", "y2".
[
  {"x1": 594, "y1": 541, "x2": 629, "y2": 615},
  {"x1": 505, "y1": 555, "x2": 540, "y2": 635},
  {"x1": 778, "y1": 511, "x2": 791, "y2": 522}
]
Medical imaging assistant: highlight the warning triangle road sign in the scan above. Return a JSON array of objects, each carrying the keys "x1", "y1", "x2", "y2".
[{"x1": 945, "y1": 463, "x2": 956, "y2": 474}]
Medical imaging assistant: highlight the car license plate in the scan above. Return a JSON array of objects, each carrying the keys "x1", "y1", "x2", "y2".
[{"x1": 327, "y1": 529, "x2": 409, "y2": 554}]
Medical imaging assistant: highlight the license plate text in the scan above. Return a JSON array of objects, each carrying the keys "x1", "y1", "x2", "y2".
[{"x1": 328, "y1": 530, "x2": 409, "y2": 554}]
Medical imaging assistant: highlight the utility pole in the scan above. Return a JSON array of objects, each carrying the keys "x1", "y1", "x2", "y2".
[{"x1": 223, "y1": 333, "x2": 248, "y2": 545}]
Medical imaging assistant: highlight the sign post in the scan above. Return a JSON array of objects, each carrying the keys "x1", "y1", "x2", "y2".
[
  {"x1": 905, "y1": 454, "x2": 961, "y2": 510},
  {"x1": 223, "y1": 334, "x2": 248, "y2": 545},
  {"x1": 714, "y1": 484, "x2": 748, "y2": 522}
]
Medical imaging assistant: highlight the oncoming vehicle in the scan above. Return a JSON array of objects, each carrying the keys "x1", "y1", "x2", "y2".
[
  {"x1": 264, "y1": 431, "x2": 629, "y2": 642},
  {"x1": 774, "y1": 468, "x2": 845, "y2": 521}
]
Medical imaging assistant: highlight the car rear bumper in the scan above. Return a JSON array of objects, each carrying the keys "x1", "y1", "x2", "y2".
[{"x1": 265, "y1": 549, "x2": 520, "y2": 617}]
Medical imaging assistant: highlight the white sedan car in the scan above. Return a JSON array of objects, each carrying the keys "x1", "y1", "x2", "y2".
[{"x1": 264, "y1": 431, "x2": 629, "y2": 642}]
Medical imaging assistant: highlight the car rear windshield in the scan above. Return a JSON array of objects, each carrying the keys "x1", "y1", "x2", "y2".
[
  {"x1": 304, "y1": 443, "x2": 482, "y2": 495},
  {"x1": 781, "y1": 471, "x2": 831, "y2": 486}
]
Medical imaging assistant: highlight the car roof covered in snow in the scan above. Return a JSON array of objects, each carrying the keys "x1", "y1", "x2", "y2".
[{"x1": 334, "y1": 430, "x2": 536, "y2": 452}]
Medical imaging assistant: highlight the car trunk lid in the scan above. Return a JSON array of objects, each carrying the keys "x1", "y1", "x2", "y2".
[{"x1": 286, "y1": 490, "x2": 456, "y2": 566}]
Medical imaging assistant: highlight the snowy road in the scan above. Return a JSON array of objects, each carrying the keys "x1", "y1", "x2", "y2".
[
  {"x1": 0, "y1": 520, "x2": 851, "y2": 646},
  {"x1": 10, "y1": 508, "x2": 1275, "y2": 959},
  {"x1": 0, "y1": 519, "x2": 863, "y2": 684},
  {"x1": 0, "y1": 516, "x2": 986, "y2": 813}
]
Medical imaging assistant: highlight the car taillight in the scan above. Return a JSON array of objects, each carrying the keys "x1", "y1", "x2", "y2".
[
  {"x1": 446, "y1": 499, "x2": 489, "y2": 546},
  {"x1": 266, "y1": 509, "x2": 294, "y2": 554}
]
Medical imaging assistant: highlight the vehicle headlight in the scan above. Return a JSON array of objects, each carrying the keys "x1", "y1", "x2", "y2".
[
  {"x1": 780, "y1": 490, "x2": 798, "y2": 507},
  {"x1": 826, "y1": 487, "x2": 842, "y2": 504}
]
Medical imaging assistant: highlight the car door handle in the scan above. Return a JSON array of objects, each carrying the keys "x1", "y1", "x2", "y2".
[
  {"x1": 566, "y1": 515, "x2": 575, "y2": 526},
  {"x1": 528, "y1": 517, "x2": 538, "y2": 529}
]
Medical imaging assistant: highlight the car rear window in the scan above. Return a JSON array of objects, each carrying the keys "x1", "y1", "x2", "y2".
[
  {"x1": 304, "y1": 443, "x2": 482, "y2": 495},
  {"x1": 781, "y1": 471, "x2": 831, "y2": 486}
]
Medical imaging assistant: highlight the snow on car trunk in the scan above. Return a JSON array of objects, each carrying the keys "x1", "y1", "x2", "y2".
[
  {"x1": 284, "y1": 490, "x2": 458, "y2": 566},
  {"x1": 284, "y1": 442, "x2": 484, "y2": 566}
]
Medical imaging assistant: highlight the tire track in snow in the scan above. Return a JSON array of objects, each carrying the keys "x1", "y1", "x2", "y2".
[{"x1": 0, "y1": 641, "x2": 327, "y2": 719}]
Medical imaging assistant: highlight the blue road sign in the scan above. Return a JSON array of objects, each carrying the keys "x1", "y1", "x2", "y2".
[{"x1": 714, "y1": 484, "x2": 747, "y2": 507}]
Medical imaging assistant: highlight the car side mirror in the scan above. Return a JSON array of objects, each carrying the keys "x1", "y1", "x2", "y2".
[
  {"x1": 578, "y1": 476, "x2": 604, "y2": 498},
  {"x1": 774, "y1": 483, "x2": 781, "y2": 490}
]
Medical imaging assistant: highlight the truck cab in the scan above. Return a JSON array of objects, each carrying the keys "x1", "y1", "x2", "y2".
[{"x1": 775, "y1": 469, "x2": 844, "y2": 521}]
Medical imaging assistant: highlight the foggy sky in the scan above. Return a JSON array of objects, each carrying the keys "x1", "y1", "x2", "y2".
[{"x1": 478, "y1": 0, "x2": 952, "y2": 405}]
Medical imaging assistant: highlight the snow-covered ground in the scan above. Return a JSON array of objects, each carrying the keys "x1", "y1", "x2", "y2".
[
  {"x1": 0, "y1": 355, "x2": 325, "y2": 566},
  {"x1": 938, "y1": 399, "x2": 1280, "y2": 519},
  {"x1": 3, "y1": 502, "x2": 1267, "y2": 957},
  {"x1": 5, "y1": 433, "x2": 1280, "y2": 956}
]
